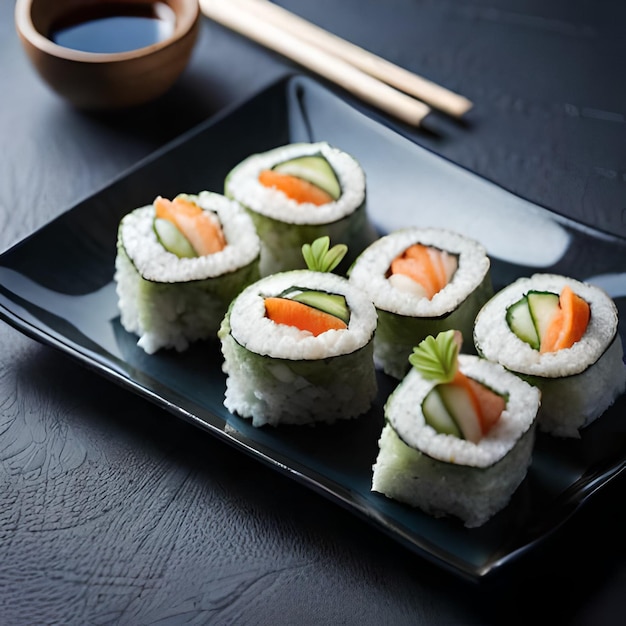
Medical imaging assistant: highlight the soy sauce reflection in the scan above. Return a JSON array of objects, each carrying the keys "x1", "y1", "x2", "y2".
[{"x1": 49, "y1": 2, "x2": 176, "y2": 53}]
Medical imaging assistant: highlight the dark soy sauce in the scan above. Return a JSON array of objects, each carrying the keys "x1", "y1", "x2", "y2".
[{"x1": 49, "y1": 2, "x2": 176, "y2": 54}]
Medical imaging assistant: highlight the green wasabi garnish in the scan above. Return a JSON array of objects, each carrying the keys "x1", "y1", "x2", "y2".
[
  {"x1": 302, "y1": 236, "x2": 347, "y2": 273},
  {"x1": 408, "y1": 330, "x2": 461, "y2": 383}
]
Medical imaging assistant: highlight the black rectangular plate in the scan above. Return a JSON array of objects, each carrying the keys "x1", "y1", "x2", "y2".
[{"x1": 1, "y1": 75, "x2": 624, "y2": 582}]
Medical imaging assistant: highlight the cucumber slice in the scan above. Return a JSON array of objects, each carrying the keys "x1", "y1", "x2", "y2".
[
  {"x1": 506, "y1": 296, "x2": 539, "y2": 349},
  {"x1": 290, "y1": 289, "x2": 350, "y2": 324},
  {"x1": 527, "y1": 290, "x2": 559, "y2": 340},
  {"x1": 422, "y1": 388, "x2": 463, "y2": 437},
  {"x1": 438, "y1": 383, "x2": 482, "y2": 444},
  {"x1": 273, "y1": 154, "x2": 341, "y2": 200},
  {"x1": 154, "y1": 218, "x2": 196, "y2": 258}
]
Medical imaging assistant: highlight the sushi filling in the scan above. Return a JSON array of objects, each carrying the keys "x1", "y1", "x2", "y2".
[{"x1": 387, "y1": 243, "x2": 458, "y2": 301}]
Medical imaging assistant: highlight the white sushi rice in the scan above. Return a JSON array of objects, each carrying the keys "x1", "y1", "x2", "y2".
[
  {"x1": 385, "y1": 355, "x2": 539, "y2": 467},
  {"x1": 473, "y1": 273, "x2": 620, "y2": 377},
  {"x1": 224, "y1": 142, "x2": 365, "y2": 225},
  {"x1": 220, "y1": 270, "x2": 378, "y2": 427},
  {"x1": 473, "y1": 273, "x2": 626, "y2": 437},
  {"x1": 372, "y1": 354, "x2": 540, "y2": 528},
  {"x1": 118, "y1": 192, "x2": 260, "y2": 283},
  {"x1": 227, "y1": 270, "x2": 377, "y2": 360},
  {"x1": 349, "y1": 227, "x2": 491, "y2": 317},
  {"x1": 115, "y1": 192, "x2": 261, "y2": 354},
  {"x1": 348, "y1": 227, "x2": 493, "y2": 378}
]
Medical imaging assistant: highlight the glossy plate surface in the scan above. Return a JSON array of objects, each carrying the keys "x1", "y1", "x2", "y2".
[{"x1": 1, "y1": 75, "x2": 625, "y2": 582}]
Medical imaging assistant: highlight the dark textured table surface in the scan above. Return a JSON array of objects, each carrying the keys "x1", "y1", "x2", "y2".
[{"x1": 1, "y1": 1, "x2": 625, "y2": 624}]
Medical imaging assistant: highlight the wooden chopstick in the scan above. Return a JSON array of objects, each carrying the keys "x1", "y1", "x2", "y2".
[
  {"x1": 219, "y1": 0, "x2": 472, "y2": 118},
  {"x1": 199, "y1": 0, "x2": 432, "y2": 126}
]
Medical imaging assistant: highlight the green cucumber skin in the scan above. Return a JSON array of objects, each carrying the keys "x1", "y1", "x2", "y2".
[
  {"x1": 153, "y1": 217, "x2": 196, "y2": 258},
  {"x1": 506, "y1": 290, "x2": 559, "y2": 349},
  {"x1": 506, "y1": 296, "x2": 539, "y2": 350},
  {"x1": 437, "y1": 383, "x2": 482, "y2": 443},
  {"x1": 289, "y1": 290, "x2": 350, "y2": 324},
  {"x1": 273, "y1": 154, "x2": 342, "y2": 200},
  {"x1": 527, "y1": 290, "x2": 559, "y2": 339},
  {"x1": 422, "y1": 388, "x2": 463, "y2": 437}
]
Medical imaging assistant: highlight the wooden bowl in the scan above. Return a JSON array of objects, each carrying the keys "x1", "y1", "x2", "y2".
[{"x1": 15, "y1": 0, "x2": 200, "y2": 110}]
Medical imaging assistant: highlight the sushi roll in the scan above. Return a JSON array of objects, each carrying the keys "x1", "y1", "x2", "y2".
[
  {"x1": 115, "y1": 191, "x2": 261, "y2": 354},
  {"x1": 218, "y1": 237, "x2": 378, "y2": 427},
  {"x1": 224, "y1": 142, "x2": 378, "y2": 276},
  {"x1": 473, "y1": 273, "x2": 626, "y2": 438},
  {"x1": 348, "y1": 227, "x2": 493, "y2": 379},
  {"x1": 371, "y1": 330, "x2": 540, "y2": 528}
]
